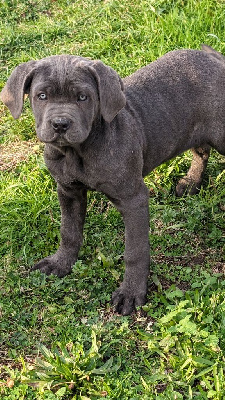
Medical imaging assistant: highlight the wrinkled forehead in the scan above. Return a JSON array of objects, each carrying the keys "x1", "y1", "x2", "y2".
[{"x1": 31, "y1": 55, "x2": 97, "y2": 93}]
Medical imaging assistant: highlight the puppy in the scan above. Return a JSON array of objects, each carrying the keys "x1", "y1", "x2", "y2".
[{"x1": 1, "y1": 45, "x2": 224, "y2": 315}]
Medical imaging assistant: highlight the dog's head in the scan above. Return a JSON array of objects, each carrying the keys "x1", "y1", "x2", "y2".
[{"x1": 0, "y1": 55, "x2": 126, "y2": 145}]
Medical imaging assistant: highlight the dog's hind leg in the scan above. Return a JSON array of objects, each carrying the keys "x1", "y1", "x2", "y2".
[{"x1": 176, "y1": 145, "x2": 211, "y2": 197}]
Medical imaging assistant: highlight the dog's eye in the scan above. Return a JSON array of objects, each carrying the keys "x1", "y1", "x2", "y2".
[
  {"x1": 38, "y1": 93, "x2": 47, "y2": 100},
  {"x1": 77, "y1": 94, "x2": 87, "y2": 102}
]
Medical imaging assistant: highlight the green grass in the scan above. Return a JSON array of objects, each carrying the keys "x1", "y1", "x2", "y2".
[{"x1": 0, "y1": 0, "x2": 225, "y2": 399}]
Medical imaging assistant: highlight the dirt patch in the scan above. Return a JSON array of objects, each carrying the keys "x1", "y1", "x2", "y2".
[
  {"x1": 0, "y1": 140, "x2": 42, "y2": 171},
  {"x1": 152, "y1": 250, "x2": 221, "y2": 270},
  {"x1": 212, "y1": 262, "x2": 225, "y2": 274}
]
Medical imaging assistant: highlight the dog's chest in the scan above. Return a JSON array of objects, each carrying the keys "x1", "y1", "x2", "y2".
[
  {"x1": 45, "y1": 145, "x2": 107, "y2": 190},
  {"x1": 44, "y1": 144, "x2": 134, "y2": 198}
]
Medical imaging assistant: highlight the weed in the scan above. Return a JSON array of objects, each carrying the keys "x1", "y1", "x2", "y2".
[
  {"x1": 20, "y1": 331, "x2": 120, "y2": 399},
  {"x1": 140, "y1": 275, "x2": 225, "y2": 398}
]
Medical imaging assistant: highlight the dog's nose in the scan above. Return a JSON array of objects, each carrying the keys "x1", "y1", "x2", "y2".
[{"x1": 51, "y1": 117, "x2": 71, "y2": 133}]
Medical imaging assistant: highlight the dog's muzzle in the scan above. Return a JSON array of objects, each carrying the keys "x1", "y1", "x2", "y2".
[{"x1": 51, "y1": 117, "x2": 71, "y2": 134}]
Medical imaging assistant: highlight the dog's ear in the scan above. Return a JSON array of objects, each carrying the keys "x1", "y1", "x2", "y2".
[
  {"x1": 88, "y1": 60, "x2": 126, "y2": 123},
  {"x1": 0, "y1": 60, "x2": 37, "y2": 119}
]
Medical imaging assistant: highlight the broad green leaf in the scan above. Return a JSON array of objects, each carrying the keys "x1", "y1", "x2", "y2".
[
  {"x1": 194, "y1": 365, "x2": 215, "y2": 379},
  {"x1": 39, "y1": 344, "x2": 54, "y2": 360},
  {"x1": 205, "y1": 335, "x2": 219, "y2": 348},
  {"x1": 92, "y1": 356, "x2": 120, "y2": 374},
  {"x1": 152, "y1": 274, "x2": 162, "y2": 291},
  {"x1": 192, "y1": 357, "x2": 214, "y2": 366},
  {"x1": 55, "y1": 386, "x2": 67, "y2": 397}
]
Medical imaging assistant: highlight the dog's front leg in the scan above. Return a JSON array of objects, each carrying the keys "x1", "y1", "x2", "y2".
[
  {"x1": 112, "y1": 184, "x2": 150, "y2": 315},
  {"x1": 32, "y1": 183, "x2": 87, "y2": 277}
]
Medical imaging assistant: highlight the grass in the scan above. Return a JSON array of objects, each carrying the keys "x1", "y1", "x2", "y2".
[{"x1": 0, "y1": 0, "x2": 225, "y2": 399}]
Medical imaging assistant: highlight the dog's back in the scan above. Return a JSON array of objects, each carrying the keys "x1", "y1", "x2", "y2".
[{"x1": 122, "y1": 47, "x2": 225, "y2": 174}]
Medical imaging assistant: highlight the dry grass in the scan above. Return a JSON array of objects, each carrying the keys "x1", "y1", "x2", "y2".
[{"x1": 0, "y1": 140, "x2": 42, "y2": 171}]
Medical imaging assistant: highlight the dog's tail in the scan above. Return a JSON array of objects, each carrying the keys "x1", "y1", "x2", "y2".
[{"x1": 201, "y1": 44, "x2": 225, "y2": 62}]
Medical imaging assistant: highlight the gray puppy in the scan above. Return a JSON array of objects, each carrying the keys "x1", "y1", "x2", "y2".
[{"x1": 1, "y1": 45, "x2": 224, "y2": 315}]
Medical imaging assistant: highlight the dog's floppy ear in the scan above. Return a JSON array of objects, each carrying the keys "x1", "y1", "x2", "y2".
[
  {"x1": 88, "y1": 60, "x2": 126, "y2": 123},
  {"x1": 0, "y1": 60, "x2": 37, "y2": 119}
]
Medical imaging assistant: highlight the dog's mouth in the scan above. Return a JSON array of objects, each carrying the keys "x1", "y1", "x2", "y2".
[
  {"x1": 35, "y1": 112, "x2": 92, "y2": 146},
  {"x1": 36, "y1": 126, "x2": 90, "y2": 147},
  {"x1": 37, "y1": 131, "x2": 73, "y2": 146},
  {"x1": 51, "y1": 132, "x2": 72, "y2": 146},
  {"x1": 53, "y1": 137, "x2": 71, "y2": 147},
  {"x1": 36, "y1": 128, "x2": 68, "y2": 144}
]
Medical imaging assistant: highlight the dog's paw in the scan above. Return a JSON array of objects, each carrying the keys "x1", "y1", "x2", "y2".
[
  {"x1": 32, "y1": 257, "x2": 72, "y2": 278},
  {"x1": 176, "y1": 177, "x2": 200, "y2": 197},
  {"x1": 111, "y1": 287, "x2": 147, "y2": 315}
]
